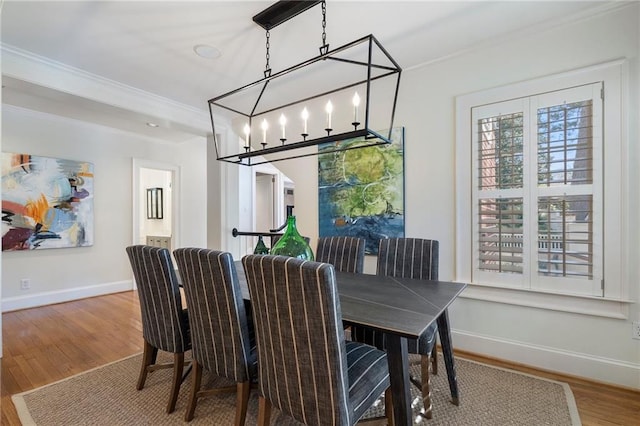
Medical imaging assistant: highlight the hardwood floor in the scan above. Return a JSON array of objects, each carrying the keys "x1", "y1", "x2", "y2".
[
  {"x1": 1, "y1": 292, "x2": 144, "y2": 425},
  {"x1": 2, "y1": 291, "x2": 639, "y2": 425}
]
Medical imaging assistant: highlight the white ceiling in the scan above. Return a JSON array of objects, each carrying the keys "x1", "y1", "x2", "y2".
[{"x1": 1, "y1": 1, "x2": 618, "y2": 141}]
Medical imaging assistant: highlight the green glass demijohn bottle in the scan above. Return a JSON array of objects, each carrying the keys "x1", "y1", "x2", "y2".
[
  {"x1": 270, "y1": 216, "x2": 314, "y2": 260},
  {"x1": 253, "y1": 235, "x2": 269, "y2": 254}
]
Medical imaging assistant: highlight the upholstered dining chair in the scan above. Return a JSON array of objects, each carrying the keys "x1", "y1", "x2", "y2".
[
  {"x1": 173, "y1": 248, "x2": 256, "y2": 425},
  {"x1": 125, "y1": 245, "x2": 191, "y2": 414},
  {"x1": 242, "y1": 255, "x2": 394, "y2": 426},
  {"x1": 351, "y1": 237, "x2": 443, "y2": 420},
  {"x1": 315, "y1": 236, "x2": 366, "y2": 273}
]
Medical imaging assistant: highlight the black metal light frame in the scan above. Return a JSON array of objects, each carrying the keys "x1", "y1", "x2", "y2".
[{"x1": 209, "y1": 1, "x2": 402, "y2": 166}]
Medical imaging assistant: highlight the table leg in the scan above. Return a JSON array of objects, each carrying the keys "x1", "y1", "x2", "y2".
[
  {"x1": 386, "y1": 334, "x2": 411, "y2": 426},
  {"x1": 436, "y1": 309, "x2": 460, "y2": 405}
]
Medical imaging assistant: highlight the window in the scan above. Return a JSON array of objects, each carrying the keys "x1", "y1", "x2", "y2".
[
  {"x1": 456, "y1": 61, "x2": 626, "y2": 314},
  {"x1": 471, "y1": 85, "x2": 602, "y2": 296}
]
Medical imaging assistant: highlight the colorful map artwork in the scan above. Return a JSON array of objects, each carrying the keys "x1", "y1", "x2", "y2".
[{"x1": 318, "y1": 128, "x2": 404, "y2": 255}]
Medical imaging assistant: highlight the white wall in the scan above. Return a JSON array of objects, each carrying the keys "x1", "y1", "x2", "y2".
[
  {"x1": 276, "y1": 4, "x2": 640, "y2": 388},
  {"x1": 1, "y1": 105, "x2": 207, "y2": 310},
  {"x1": 207, "y1": 134, "x2": 223, "y2": 251}
]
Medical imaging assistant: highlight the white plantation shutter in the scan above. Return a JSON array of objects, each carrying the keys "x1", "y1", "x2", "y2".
[
  {"x1": 530, "y1": 84, "x2": 602, "y2": 295},
  {"x1": 478, "y1": 197, "x2": 524, "y2": 274},
  {"x1": 470, "y1": 83, "x2": 602, "y2": 295}
]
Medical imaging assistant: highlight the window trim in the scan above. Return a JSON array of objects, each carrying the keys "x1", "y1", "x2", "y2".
[{"x1": 455, "y1": 60, "x2": 630, "y2": 318}]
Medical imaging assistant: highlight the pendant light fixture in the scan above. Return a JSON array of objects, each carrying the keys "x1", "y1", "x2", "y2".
[{"x1": 209, "y1": 0, "x2": 402, "y2": 166}]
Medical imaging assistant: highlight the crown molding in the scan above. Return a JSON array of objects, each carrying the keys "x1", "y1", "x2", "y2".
[
  {"x1": 1, "y1": 43, "x2": 213, "y2": 136},
  {"x1": 405, "y1": 1, "x2": 634, "y2": 73}
]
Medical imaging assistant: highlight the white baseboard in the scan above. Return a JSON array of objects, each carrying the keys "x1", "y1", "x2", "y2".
[
  {"x1": 452, "y1": 330, "x2": 640, "y2": 390},
  {"x1": 1, "y1": 280, "x2": 134, "y2": 312}
]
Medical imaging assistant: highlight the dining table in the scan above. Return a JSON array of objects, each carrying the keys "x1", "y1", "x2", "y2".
[{"x1": 234, "y1": 262, "x2": 467, "y2": 426}]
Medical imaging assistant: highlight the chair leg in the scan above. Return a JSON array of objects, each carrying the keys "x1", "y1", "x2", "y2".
[
  {"x1": 384, "y1": 388, "x2": 394, "y2": 426},
  {"x1": 167, "y1": 352, "x2": 185, "y2": 414},
  {"x1": 257, "y1": 396, "x2": 272, "y2": 426},
  {"x1": 419, "y1": 354, "x2": 433, "y2": 419},
  {"x1": 235, "y1": 381, "x2": 251, "y2": 426},
  {"x1": 431, "y1": 344, "x2": 438, "y2": 375},
  {"x1": 137, "y1": 340, "x2": 158, "y2": 390},
  {"x1": 184, "y1": 359, "x2": 202, "y2": 422}
]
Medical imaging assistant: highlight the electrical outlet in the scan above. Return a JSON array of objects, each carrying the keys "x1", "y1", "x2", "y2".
[
  {"x1": 20, "y1": 278, "x2": 30, "y2": 290},
  {"x1": 633, "y1": 321, "x2": 640, "y2": 340}
]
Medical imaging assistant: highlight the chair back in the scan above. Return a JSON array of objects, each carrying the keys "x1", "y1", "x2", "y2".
[
  {"x1": 173, "y1": 248, "x2": 255, "y2": 383},
  {"x1": 242, "y1": 255, "x2": 352, "y2": 425},
  {"x1": 316, "y1": 236, "x2": 366, "y2": 273},
  {"x1": 377, "y1": 238, "x2": 439, "y2": 280},
  {"x1": 126, "y1": 245, "x2": 189, "y2": 353}
]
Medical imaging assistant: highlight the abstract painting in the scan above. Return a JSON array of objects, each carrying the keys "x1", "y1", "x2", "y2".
[
  {"x1": 318, "y1": 128, "x2": 404, "y2": 254},
  {"x1": 2, "y1": 153, "x2": 94, "y2": 251}
]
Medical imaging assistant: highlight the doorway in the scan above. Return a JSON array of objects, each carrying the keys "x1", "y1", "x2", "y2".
[
  {"x1": 250, "y1": 165, "x2": 293, "y2": 253},
  {"x1": 132, "y1": 159, "x2": 179, "y2": 254},
  {"x1": 255, "y1": 172, "x2": 276, "y2": 232}
]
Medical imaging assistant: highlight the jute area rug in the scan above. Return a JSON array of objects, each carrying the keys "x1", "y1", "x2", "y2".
[{"x1": 12, "y1": 353, "x2": 581, "y2": 425}]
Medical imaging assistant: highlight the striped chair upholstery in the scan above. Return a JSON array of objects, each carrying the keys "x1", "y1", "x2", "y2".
[
  {"x1": 352, "y1": 237, "x2": 441, "y2": 419},
  {"x1": 316, "y1": 236, "x2": 366, "y2": 273},
  {"x1": 173, "y1": 248, "x2": 257, "y2": 424},
  {"x1": 242, "y1": 255, "x2": 393, "y2": 426},
  {"x1": 125, "y1": 245, "x2": 191, "y2": 414}
]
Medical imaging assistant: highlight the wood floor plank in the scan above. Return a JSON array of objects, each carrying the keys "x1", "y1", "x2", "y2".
[{"x1": 2, "y1": 291, "x2": 638, "y2": 425}]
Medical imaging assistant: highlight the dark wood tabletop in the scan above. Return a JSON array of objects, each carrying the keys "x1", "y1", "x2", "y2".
[
  {"x1": 235, "y1": 261, "x2": 467, "y2": 425},
  {"x1": 335, "y1": 271, "x2": 466, "y2": 339}
]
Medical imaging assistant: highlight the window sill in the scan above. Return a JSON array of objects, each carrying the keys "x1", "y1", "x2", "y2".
[{"x1": 459, "y1": 283, "x2": 632, "y2": 319}]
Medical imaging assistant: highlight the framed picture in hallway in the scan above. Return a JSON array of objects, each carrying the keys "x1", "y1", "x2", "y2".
[
  {"x1": 1, "y1": 152, "x2": 94, "y2": 251},
  {"x1": 318, "y1": 127, "x2": 405, "y2": 255}
]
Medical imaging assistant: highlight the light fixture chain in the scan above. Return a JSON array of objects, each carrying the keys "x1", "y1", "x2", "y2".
[
  {"x1": 321, "y1": 0, "x2": 327, "y2": 47},
  {"x1": 264, "y1": 29, "x2": 272, "y2": 77},
  {"x1": 319, "y1": 0, "x2": 329, "y2": 55},
  {"x1": 265, "y1": 30, "x2": 270, "y2": 70}
]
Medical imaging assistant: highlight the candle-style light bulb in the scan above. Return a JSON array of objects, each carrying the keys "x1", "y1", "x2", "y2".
[
  {"x1": 325, "y1": 100, "x2": 333, "y2": 129},
  {"x1": 261, "y1": 119, "x2": 269, "y2": 144},
  {"x1": 352, "y1": 92, "x2": 360, "y2": 122},
  {"x1": 243, "y1": 123, "x2": 251, "y2": 147},
  {"x1": 301, "y1": 107, "x2": 309, "y2": 134},
  {"x1": 279, "y1": 114, "x2": 287, "y2": 139}
]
